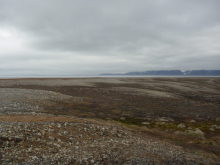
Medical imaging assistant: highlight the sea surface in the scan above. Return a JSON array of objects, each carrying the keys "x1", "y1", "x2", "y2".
[{"x1": 1, "y1": 75, "x2": 220, "y2": 79}]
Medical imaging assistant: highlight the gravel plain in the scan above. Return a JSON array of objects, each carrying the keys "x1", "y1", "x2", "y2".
[{"x1": 0, "y1": 78, "x2": 220, "y2": 164}]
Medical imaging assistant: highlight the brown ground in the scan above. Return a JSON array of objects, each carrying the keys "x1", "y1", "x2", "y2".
[{"x1": 1, "y1": 77, "x2": 220, "y2": 160}]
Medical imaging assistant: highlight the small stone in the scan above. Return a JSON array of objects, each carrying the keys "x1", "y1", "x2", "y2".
[
  {"x1": 190, "y1": 120, "x2": 196, "y2": 122},
  {"x1": 142, "y1": 122, "x2": 150, "y2": 125},
  {"x1": 194, "y1": 128, "x2": 204, "y2": 134},
  {"x1": 156, "y1": 122, "x2": 165, "y2": 125},
  {"x1": 56, "y1": 144, "x2": 61, "y2": 147},
  {"x1": 188, "y1": 127, "x2": 192, "y2": 130},
  {"x1": 64, "y1": 131, "x2": 68, "y2": 135},
  {"x1": 177, "y1": 123, "x2": 185, "y2": 128},
  {"x1": 120, "y1": 117, "x2": 126, "y2": 120},
  {"x1": 49, "y1": 129, "x2": 54, "y2": 133},
  {"x1": 209, "y1": 128, "x2": 214, "y2": 131},
  {"x1": 27, "y1": 147, "x2": 32, "y2": 152},
  {"x1": 117, "y1": 133, "x2": 121, "y2": 137},
  {"x1": 157, "y1": 117, "x2": 174, "y2": 122},
  {"x1": 49, "y1": 125, "x2": 53, "y2": 129},
  {"x1": 42, "y1": 155, "x2": 47, "y2": 159},
  {"x1": 49, "y1": 136, "x2": 55, "y2": 141},
  {"x1": 32, "y1": 156, "x2": 38, "y2": 160},
  {"x1": 37, "y1": 133, "x2": 42, "y2": 136},
  {"x1": 57, "y1": 124, "x2": 61, "y2": 128}
]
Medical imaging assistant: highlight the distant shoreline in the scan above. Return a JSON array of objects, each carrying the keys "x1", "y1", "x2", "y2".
[{"x1": 1, "y1": 75, "x2": 220, "y2": 79}]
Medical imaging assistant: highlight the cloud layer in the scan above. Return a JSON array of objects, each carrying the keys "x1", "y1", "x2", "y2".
[{"x1": 1, "y1": 0, "x2": 220, "y2": 76}]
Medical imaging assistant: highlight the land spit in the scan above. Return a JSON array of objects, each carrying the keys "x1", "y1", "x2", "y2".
[{"x1": 0, "y1": 77, "x2": 220, "y2": 164}]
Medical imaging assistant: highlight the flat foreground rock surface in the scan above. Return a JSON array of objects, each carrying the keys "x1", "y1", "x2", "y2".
[{"x1": 0, "y1": 77, "x2": 220, "y2": 164}]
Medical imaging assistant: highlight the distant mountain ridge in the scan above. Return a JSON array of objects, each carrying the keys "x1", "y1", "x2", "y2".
[{"x1": 101, "y1": 70, "x2": 220, "y2": 76}]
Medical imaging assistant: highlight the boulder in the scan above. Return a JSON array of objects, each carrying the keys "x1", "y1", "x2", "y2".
[{"x1": 177, "y1": 123, "x2": 185, "y2": 128}]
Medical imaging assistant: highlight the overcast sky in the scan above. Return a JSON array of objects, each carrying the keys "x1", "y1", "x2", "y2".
[{"x1": 0, "y1": 0, "x2": 220, "y2": 77}]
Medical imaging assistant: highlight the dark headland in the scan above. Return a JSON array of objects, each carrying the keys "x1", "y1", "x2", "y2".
[{"x1": 101, "y1": 70, "x2": 220, "y2": 76}]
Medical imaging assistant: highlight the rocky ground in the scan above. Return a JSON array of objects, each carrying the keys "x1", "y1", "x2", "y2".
[
  {"x1": 1, "y1": 115, "x2": 214, "y2": 165},
  {"x1": 0, "y1": 115, "x2": 215, "y2": 164},
  {"x1": 0, "y1": 77, "x2": 220, "y2": 164}
]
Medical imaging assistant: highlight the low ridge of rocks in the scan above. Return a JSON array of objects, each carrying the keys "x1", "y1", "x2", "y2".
[{"x1": 0, "y1": 115, "x2": 216, "y2": 165}]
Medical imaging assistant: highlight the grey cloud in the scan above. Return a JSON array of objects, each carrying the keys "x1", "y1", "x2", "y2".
[{"x1": 0, "y1": 0, "x2": 220, "y2": 76}]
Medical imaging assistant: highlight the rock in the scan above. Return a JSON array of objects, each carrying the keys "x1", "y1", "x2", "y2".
[
  {"x1": 42, "y1": 155, "x2": 47, "y2": 159},
  {"x1": 190, "y1": 120, "x2": 196, "y2": 122},
  {"x1": 55, "y1": 144, "x2": 61, "y2": 148},
  {"x1": 142, "y1": 122, "x2": 150, "y2": 125},
  {"x1": 188, "y1": 127, "x2": 192, "y2": 130},
  {"x1": 64, "y1": 131, "x2": 68, "y2": 135},
  {"x1": 37, "y1": 133, "x2": 42, "y2": 136},
  {"x1": 174, "y1": 131, "x2": 182, "y2": 134},
  {"x1": 27, "y1": 147, "x2": 32, "y2": 152},
  {"x1": 120, "y1": 117, "x2": 126, "y2": 120},
  {"x1": 32, "y1": 156, "x2": 38, "y2": 160},
  {"x1": 48, "y1": 136, "x2": 55, "y2": 141},
  {"x1": 177, "y1": 123, "x2": 185, "y2": 128},
  {"x1": 209, "y1": 128, "x2": 214, "y2": 131},
  {"x1": 51, "y1": 123, "x2": 55, "y2": 126},
  {"x1": 157, "y1": 117, "x2": 174, "y2": 122},
  {"x1": 194, "y1": 128, "x2": 204, "y2": 135},
  {"x1": 48, "y1": 125, "x2": 53, "y2": 129},
  {"x1": 212, "y1": 125, "x2": 220, "y2": 129},
  {"x1": 49, "y1": 129, "x2": 54, "y2": 133},
  {"x1": 111, "y1": 127, "x2": 117, "y2": 134},
  {"x1": 57, "y1": 124, "x2": 62, "y2": 128},
  {"x1": 117, "y1": 133, "x2": 121, "y2": 137},
  {"x1": 156, "y1": 122, "x2": 165, "y2": 125}
]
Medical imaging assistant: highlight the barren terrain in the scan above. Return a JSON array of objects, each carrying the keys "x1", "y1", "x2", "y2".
[{"x1": 0, "y1": 77, "x2": 220, "y2": 164}]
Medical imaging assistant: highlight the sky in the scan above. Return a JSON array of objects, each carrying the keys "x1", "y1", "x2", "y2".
[{"x1": 0, "y1": 0, "x2": 220, "y2": 77}]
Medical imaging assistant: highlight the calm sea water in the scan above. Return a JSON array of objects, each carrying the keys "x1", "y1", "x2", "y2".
[{"x1": 0, "y1": 75, "x2": 220, "y2": 79}]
